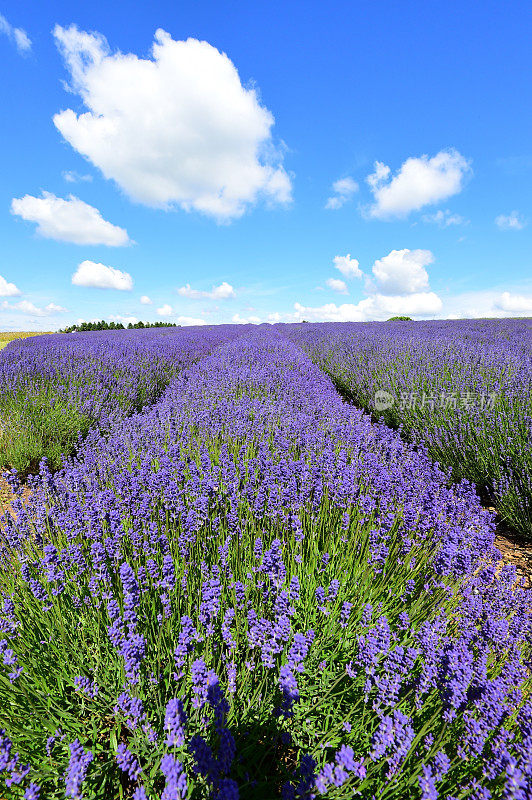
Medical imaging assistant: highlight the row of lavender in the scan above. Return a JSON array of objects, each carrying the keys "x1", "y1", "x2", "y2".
[
  {"x1": 1, "y1": 331, "x2": 530, "y2": 799},
  {"x1": 286, "y1": 318, "x2": 532, "y2": 536},
  {"x1": 0, "y1": 327, "x2": 246, "y2": 476}
]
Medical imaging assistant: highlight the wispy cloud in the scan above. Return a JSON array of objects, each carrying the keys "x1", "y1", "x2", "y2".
[
  {"x1": 325, "y1": 177, "x2": 358, "y2": 210},
  {"x1": 0, "y1": 14, "x2": 31, "y2": 54},
  {"x1": 495, "y1": 211, "x2": 527, "y2": 231}
]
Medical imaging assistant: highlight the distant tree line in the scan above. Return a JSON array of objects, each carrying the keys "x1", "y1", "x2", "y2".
[{"x1": 59, "y1": 320, "x2": 180, "y2": 333}]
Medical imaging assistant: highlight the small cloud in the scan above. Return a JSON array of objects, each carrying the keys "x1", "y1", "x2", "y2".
[
  {"x1": 325, "y1": 176, "x2": 358, "y2": 210},
  {"x1": 1, "y1": 300, "x2": 67, "y2": 317},
  {"x1": 11, "y1": 192, "x2": 131, "y2": 246},
  {"x1": 72, "y1": 260, "x2": 133, "y2": 290},
  {"x1": 495, "y1": 211, "x2": 527, "y2": 231},
  {"x1": 422, "y1": 209, "x2": 468, "y2": 227},
  {"x1": 0, "y1": 14, "x2": 31, "y2": 55},
  {"x1": 232, "y1": 313, "x2": 261, "y2": 323},
  {"x1": 333, "y1": 254, "x2": 363, "y2": 279},
  {"x1": 326, "y1": 277, "x2": 348, "y2": 294},
  {"x1": 0, "y1": 274, "x2": 21, "y2": 297},
  {"x1": 177, "y1": 316, "x2": 206, "y2": 326},
  {"x1": 109, "y1": 314, "x2": 138, "y2": 325},
  {"x1": 365, "y1": 149, "x2": 471, "y2": 219},
  {"x1": 62, "y1": 170, "x2": 93, "y2": 183},
  {"x1": 140, "y1": 295, "x2": 152, "y2": 305},
  {"x1": 45, "y1": 302, "x2": 68, "y2": 313},
  {"x1": 177, "y1": 281, "x2": 235, "y2": 299},
  {"x1": 157, "y1": 304, "x2": 173, "y2": 316}
]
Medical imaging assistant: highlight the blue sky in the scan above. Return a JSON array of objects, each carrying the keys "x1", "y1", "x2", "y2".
[{"x1": 0, "y1": 0, "x2": 531, "y2": 329}]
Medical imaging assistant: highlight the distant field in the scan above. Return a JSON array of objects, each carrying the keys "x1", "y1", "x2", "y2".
[{"x1": 0, "y1": 331, "x2": 52, "y2": 350}]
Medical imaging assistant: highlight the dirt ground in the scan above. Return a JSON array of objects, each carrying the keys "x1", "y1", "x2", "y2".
[
  {"x1": 0, "y1": 477, "x2": 31, "y2": 523},
  {"x1": 490, "y1": 508, "x2": 532, "y2": 588}
]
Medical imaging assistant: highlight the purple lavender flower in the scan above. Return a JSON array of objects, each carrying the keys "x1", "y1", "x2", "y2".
[
  {"x1": 120, "y1": 562, "x2": 140, "y2": 624},
  {"x1": 114, "y1": 692, "x2": 145, "y2": 730},
  {"x1": 116, "y1": 744, "x2": 141, "y2": 781},
  {"x1": 419, "y1": 766, "x2": 438, "y2": 800},
  {"x1": 0, "y1": 729, "x2": 12, "y2": 771},
  {"x1": 339, "y1": 601, "x2": 353, "y2": 628},
  {"x1": 174, "y1": 615, "x2": 197, "y2": 675},
  {"x1": 370, "y1": 710, "x2": 415, "y2": 777},
  {"x1": 279, "y1": 664, "x2": 300, "y2": 717},
  {"x1": 73, "y1": 676, "x2": 99, "y2": 698},
  {"x1": 160, "y1": 754, "x2": 187, "y2": 800},
  {"x1": 165, "y1": 698, "x2": 187, "y2": 747},
  {"x1": 65, "y1": 739, "x2": 93, "y2": 799},
  {"x1": 189, "y1": 735, "x2": 218, "y2": 782},
  {"x1": 214, "y1": 777, "x2": 239, "y2": 799}
]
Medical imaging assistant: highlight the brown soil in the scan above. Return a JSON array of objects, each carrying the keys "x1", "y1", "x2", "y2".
[
  {"x1": 0, "y1": 477, "x2": 31, "y2": 524},
  {"x1": 489, "y1": 506, "x2": 532, "y2": 588}
]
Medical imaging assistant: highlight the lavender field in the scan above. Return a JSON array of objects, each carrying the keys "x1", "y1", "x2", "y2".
[
  {"x1": 0, "y1": 325, "x2": 531, "y2": 799},
  {"x1": 289, "y1": 319, "x2": 532, "y2": 536}
]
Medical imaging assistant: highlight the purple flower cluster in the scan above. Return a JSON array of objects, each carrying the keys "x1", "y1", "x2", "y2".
[
  {"x1": 287, "y1": 318, "x2": 532, "y2": 535},
  {"x1": 65, "y1": 739, "x2": 93, "y2": 799}
]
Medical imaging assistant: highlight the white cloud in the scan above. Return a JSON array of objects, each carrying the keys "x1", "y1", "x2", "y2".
[
  {"x1": 0, "y1": 275, "x2": 21, "y2": 297},
  {"x1": 232, "y1": 313, "x2": 261, "y2": 323},
  {"x1": 293, "y1": 246, "x2": 441, "y2": 322},
  {"x1": 326, "y1": 277, "x2": 348, "y2": 294},
  {"x1": 0, "y1": 14, "x2": 31, "y2": 54},
  {"x1": 177, "y1": 281, "x2": 236, "y2": 299},
  {"x1": 140, "y1": 295, "x2": 152, "y2": 305},
  {"x1": 495, "y1": 211, "x2": 527, "y2": 231},
  {"x1": 370, "y1": 249, "x2": 433, "y2": 295},
  {"x1": 1, "y1": 300, "x2": 68, "y2": 317},
  {"x1": 494, "y1": 291, "x2": 532, "y2": 313},
  {"x1": 62, "y1": 170, "x2": 93, "y2": 183},
  {"x1": 72, "y1": 260, "x2": 133, "y2": 290},
  {"x1": 325, "y1": 176, "x2": 358, "y2": 210},
  {"x1": 293, "y1": 291, "x2": 442, "y2": 322},
  {"x1": 11, "y1": 192, "x2": 131, "y2": 246},
  {"x1": 53, "y1": 25, "x2": 292, "y2": 221},
  {"x1": 109, "y1": 314, "x2": 139, "y2": 325},
  {"x1": 366, "y1": 149, "x2": 471, "y2": 219},
  {"x1": 177, "y1": 316, "x2": 206, "y2": 326},
  {"x1": 422, "y1": 209, "x2": 467, "y2": 227},
  {"x1": 157, "y1": 304, "x2": 173, "y2": 316},
  {"x1": 333, "y1": 254, "x2": 363, "y2": 279},
  {"x1": 44, "y1": 302, "x2": 68, "y2": 314}
]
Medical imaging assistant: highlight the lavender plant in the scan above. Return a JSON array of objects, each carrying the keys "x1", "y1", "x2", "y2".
[
  {"x1": 0, "y1": 332, "x2": 530, "y2": 798},
  {"x1": 286, "y1": 318, "x2": 532, "y2": 536},
  {"x1": 0, "y1": 326, "x2": 245, "y2": 477}
]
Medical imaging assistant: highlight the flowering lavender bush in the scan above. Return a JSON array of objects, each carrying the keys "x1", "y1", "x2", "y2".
[
  {"x1": 0, "y1": 326, "x2": 244, "y2": 476},
  {"x1": 286, "y1": 318, "x2": 532, "y2": 536},
  {"x1": 0, "y1": 331, "x2": 530, "y2": 798}
]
